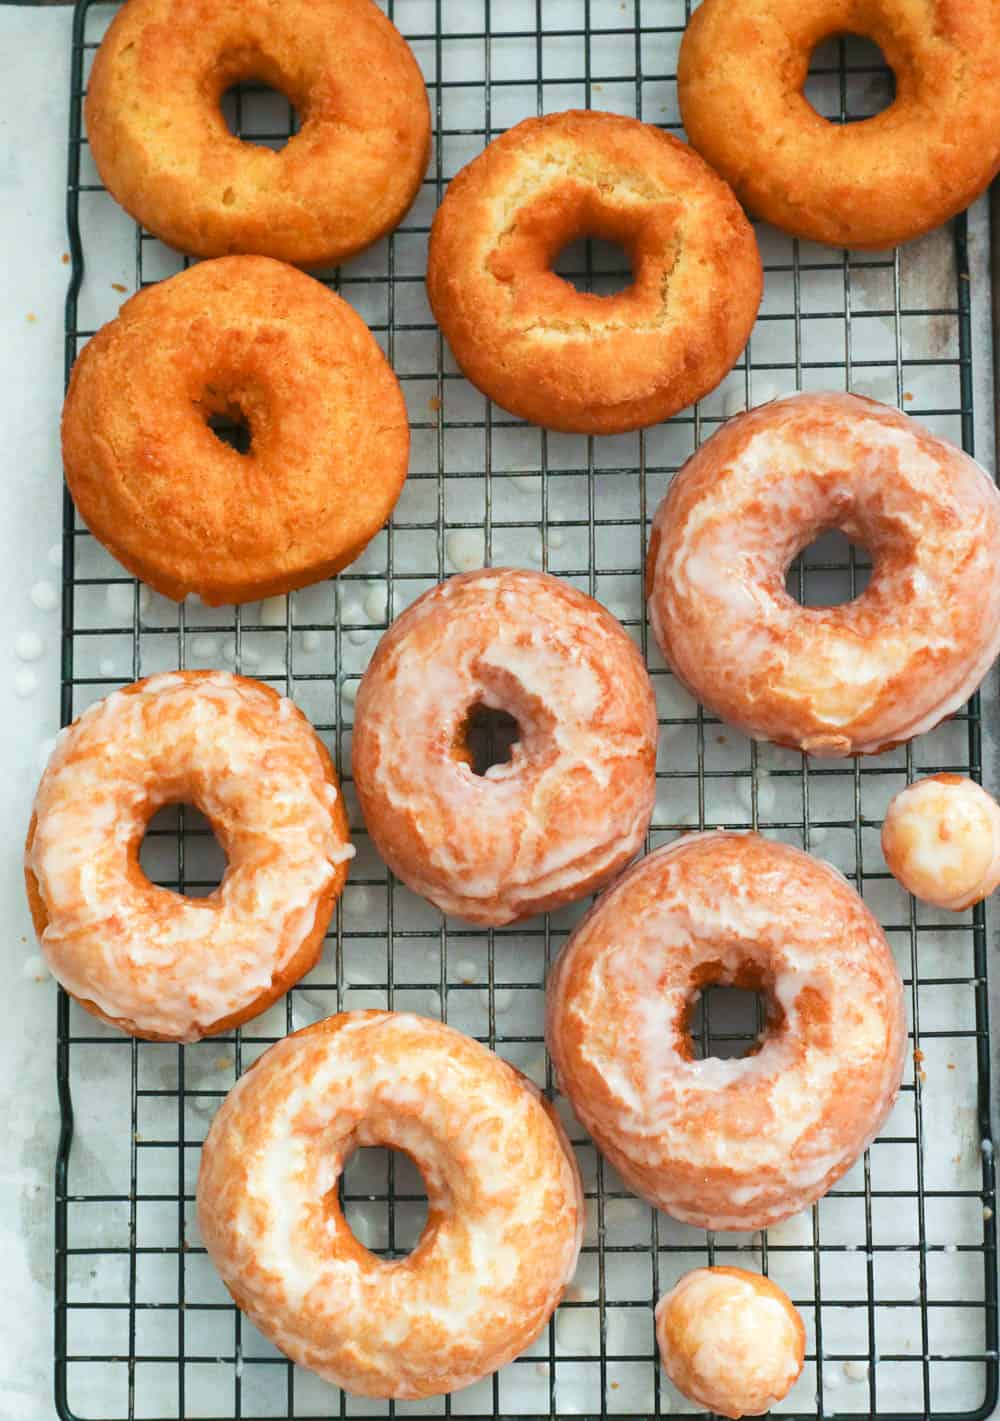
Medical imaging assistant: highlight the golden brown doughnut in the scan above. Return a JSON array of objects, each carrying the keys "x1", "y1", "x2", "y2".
[
  {"x1": 647, "y1": 393, "x2": 1000, "y2": 757},
  {"x1": 61, "y1": 256, "x2": 409, "y2": 606},
  {"x1": 24, "y1": 672, "x2": 352, "y2": 1043},
  {"x1": 198, "y1": 1011, "x2": 584, "y2": 1398},
  {"x1": 426, "y1": 110, "x2": 762, "y2": 434},
  {"x1": 85, "y1": 0, "x2": 430, "y2": 266},
  {"x1": 656, "y1": 1267, "x2": 805, "y2": 1418},
  {"x1": 678, "y1": 0, "x2": 1000, "y2": 250}
]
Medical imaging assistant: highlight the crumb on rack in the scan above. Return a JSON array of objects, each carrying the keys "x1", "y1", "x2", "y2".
[
  {"x1": 428, "y1": 395, "x2": 442, "y2": 412},
  {"x1": 913, "y1": 1048, "x2": 924, "y2": 1063},
  {"x1": 26, "y1": 312, "x2": 37, "y2": 323},
  {"x1": 61, "y1": 252, "x2": 69, "y2": 264},
  {"x1": 111, "y1": 282, "x2": 127, "y2": 293}
]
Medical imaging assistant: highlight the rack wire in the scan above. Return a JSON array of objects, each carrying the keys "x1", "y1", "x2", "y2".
[{"x1": 56, "y1": 1, "x2": 998, "y2": 1418}]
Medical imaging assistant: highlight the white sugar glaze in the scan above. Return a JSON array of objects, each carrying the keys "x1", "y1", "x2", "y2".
[
  {"x1": 197, "y1": 1011, "x2": 583, "y2": 1399},
  {"x1": 882, "y1": 774, "x2": 1000, "y2": 910},
  {"x1": 546, "y1": 832, "x2": 907, "y2": 1230},
  {"x1": 351, "y1": 569, "x2": 657, "y2": 924},
  {"x1": 647, "y1": 392, "x2": 1000, "y2": 756},
  {"x1": 25, "y1": 671, "x2": 350, "y2": 1041}
]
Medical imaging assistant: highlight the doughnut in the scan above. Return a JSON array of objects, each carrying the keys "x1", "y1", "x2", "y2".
[
  {"x1": 62, "y1": 256, "x2": 409, "y2": 606},
  {"x1": 197, "y1": 1010, "x2": 583, "y2": 1398},
  {"x1": 546, "y1": 832, "x2": 906, "y2": 1231},
  {"x1": 882, "y1": 774, "x2": 1000, "y2": 910},
  {"x1": 85, "y1": 0, "x2": 430, "y2": 266},
  {"x1": 656, "y1": 1267, "x2": 805, "y2": 1419},
  {"x1": 678, "y1": 0, "x2": 1000, "y2": 250},
  {"x1": 426, "y1": 110, "x2": 762, "y2": 434},
  {"x1": 24, "y1": 671, "x2": 352, "y2": 1043},
  {"x1": 647, "y1": 393, "x2": 1000, "y2": 757},
  {"x1": 351, "y1": 569, "x2": 657, "y2": 925}
]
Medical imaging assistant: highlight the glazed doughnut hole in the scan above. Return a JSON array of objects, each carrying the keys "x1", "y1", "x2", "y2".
[
  {"x1": 687, "y1": 982, "x2": 769, "y2": 1061},
  {"x1": 454, "y1": 702, "x2": 521, "y2": 776}
]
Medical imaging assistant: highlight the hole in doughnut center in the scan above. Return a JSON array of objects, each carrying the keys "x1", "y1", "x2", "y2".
[
  {"x1": 340, "y1": 1147, "x2": 430, "y2": 1260},
  {"x1": 206, "y1": 410, "x2": 253, "y2": 456},
  {"x1": 688, "y1": 984, "x2": 769, "y2": 1061},
  {"x1": 805, "y1": 34, "x2": 896, "y2": 124},
  {"x1": 139, "y1": 803, "x2": 227, "y2": 899},
  {"x1": 457, "y1": 703, "x2": 521, "y2": 776},
  {"x1": 553, "y1": 237, "x2": 633, "y2": 297},
  {"x1": 786, "y1": 528, "x2": 873, "y2": 607},
  {"x1": 220, "y1": 81, "x2": 300, "y2": 152}
]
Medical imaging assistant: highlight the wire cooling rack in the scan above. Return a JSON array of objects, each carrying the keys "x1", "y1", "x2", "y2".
[{"x1": 56, "y1": 2, "x2": 999, "y2": 1418}]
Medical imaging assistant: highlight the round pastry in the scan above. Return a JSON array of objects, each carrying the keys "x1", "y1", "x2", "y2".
[
  {"x1": 351, "y1": 568, "x2": 658, "y2": 925},
  {"x1": 656, "y1": 1267, "x2": 805, "y2": 1418},
  {"x1": 24, "y1": 671, "x2": 352, "y2": 1042},
  {"x1": 647, "y1": 392, "x2": 1000, "y2": 757},
  {"x1": 85, "y1": 0, "x2": 430, "y2": 266},
  {"x1": 882, "y1": 774, "x2": 1000, "y2": 910},
  {"x1": 678, "y1": 0, "x2": 1000, "y2": 250},
  {"x1": 198, "y1": 1010, "x2": 583, "y2": 1398},
  {"x1": 62, "y1": 256, "x2": 409, "y2": 605},
  {"x1": 546, "y1": 832, "x2": 906, "y2": 1231},
  {"x1": 426, "y1": 110, "x2": 761, "y2": 434}
]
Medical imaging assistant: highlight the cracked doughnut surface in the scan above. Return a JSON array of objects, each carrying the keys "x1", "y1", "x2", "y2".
[{"x1": 426, "y1": 110, "x2": 761, "y2": 433}]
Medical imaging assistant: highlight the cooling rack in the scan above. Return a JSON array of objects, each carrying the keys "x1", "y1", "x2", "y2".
[{"x1": 56, "y1": 1, "x2": 999, "y2": 1418}]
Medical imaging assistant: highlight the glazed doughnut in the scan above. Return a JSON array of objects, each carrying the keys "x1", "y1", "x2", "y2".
[
  {"x1": 656, "y1": 1268, "x2": 805, "y2": 1418},
  {"x1": 197, "y1": 1011, "x2": 583, "y2": 1398},
  {"x1": 546, "y1": 832, "x2": 906, "y2": 1231},
  {"x1": 351, "y1": 569, "x2": 657, "y2": 925},
  {"x1": 427, "y1": 110, "x2": 761, "y2": 434},
  {"x1": 24, "y1": 671, "x2": 352, "y2": 1042},
  {"x1": 62, "y1": 256, "x2": 409, "y2": 605},
  {"x1": 678, "y1": 0, "x2": 1000, "y2": 250},
  {"x1": 882, "y1": 774, "x2": 1000, "y2": 910},
  {"x1": 647, "y1": 393, "x2": 1000, "y2": 757},
  {"x1": 85, "y1": 0, "x2": 430, "y2": 266}
]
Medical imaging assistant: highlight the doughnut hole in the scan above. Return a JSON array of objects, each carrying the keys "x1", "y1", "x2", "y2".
[
  {"x1": 194, "y1": 381, "x2": 264, "y2": 459},
  {"x1": 804, "y1": 32, "x2": 896, "y2": 125},
  {"x1": 452, "y1": 703, "x2": 522, "y2": 777},
  {"x1": 682, "y1": 963, "x2": 783, "y2": 1062},
  {"x1": 553, "y1": 235, "x2": 633, "y2": 297},
  {"x1": 138, "y1": 802, "x2": 228, "y2": 899},
  {"x1": 339, "y1": 1146, "x2": 431, "y2": 1260},
  {"x1": 785, "y1": 527, "x2": 873, "y2": 607},
  {"x1": 487, "y1": 185, "x2": 676, "y2": 320},
  {"x1": 220, "y1": 80, "x2": 300, "y2": 154}
]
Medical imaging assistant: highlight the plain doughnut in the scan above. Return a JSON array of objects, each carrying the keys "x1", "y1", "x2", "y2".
[
  {"x1": 197, "y1": 1011, "x2": 583, "y2": 1398},
  {"x1": 678, "y1": 0, "x2": 1000, "y2": 250},
  {"x1": 427, "y1": 110, "x2": 761, "y2": 433},
  {"x1": 656, "y1": 1267, "x2": 805, "y2": 1418},
  {"x1": 647, "y1": 393, "x2": 1000, "y2": 757},
  {"x1": 85, "y1": 0, "x2": 430, "y2": 266},
  {"x1": 61, "y1": 257, "x2": 409, "y2": 606},
  {"x1": 882, "y1": 774, "x2": 1000, "y2": 910},
  {"x1": 24, "y1": 672, "x2": 352, "y2": 1042},
  {"x1": 351, "y1": 569, "x2": 657, "y2": 925},
  {"x1": 546, "y1": 832, "x2": 906, "y2": 1231}
]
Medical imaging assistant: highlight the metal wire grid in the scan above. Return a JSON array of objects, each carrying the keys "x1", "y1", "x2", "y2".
[{"x1": 55, "y1": 1, "x2": 998, "y2": 1418}]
